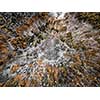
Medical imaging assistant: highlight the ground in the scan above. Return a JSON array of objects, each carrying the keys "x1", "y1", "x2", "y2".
[{"x1": 0, "y1": 12, "x2": 100, "y2": 87}]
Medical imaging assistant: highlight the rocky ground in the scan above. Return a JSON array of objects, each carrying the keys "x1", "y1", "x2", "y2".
[{"x1": 0, "y1": 12, "x2": 100, "y2": 87}]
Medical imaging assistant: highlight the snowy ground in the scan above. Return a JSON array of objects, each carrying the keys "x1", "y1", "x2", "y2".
[{"x1": 0, "y1": 12, "x2": 100, "y2": 86}]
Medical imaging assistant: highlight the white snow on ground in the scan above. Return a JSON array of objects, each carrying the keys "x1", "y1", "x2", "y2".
[{"x1": 3, "y1": 12, "x2": 98, "y2": 80}]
